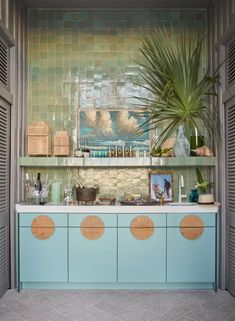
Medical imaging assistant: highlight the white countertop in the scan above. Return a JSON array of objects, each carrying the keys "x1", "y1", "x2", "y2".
[{"x1": 16, "y1": 203, "x2": 220, "y2": 214}]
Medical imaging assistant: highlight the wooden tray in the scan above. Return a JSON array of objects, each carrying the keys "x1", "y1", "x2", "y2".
[{"x1": 120, "y1": 200, "x2": 158, "y2": 206}]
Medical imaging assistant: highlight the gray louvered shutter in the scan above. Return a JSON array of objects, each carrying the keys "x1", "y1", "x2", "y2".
[
  {"x1": 0, "y1": 98, "x2": 10, "y2": 298},
  {"x1": 226, "y1": 98, "x2": 235, "y2": 297},
  {"x1": 0, "y1": 37, "x2": 9, "y2": 89}
]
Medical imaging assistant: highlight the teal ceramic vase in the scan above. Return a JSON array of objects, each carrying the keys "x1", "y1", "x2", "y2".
[{"x1": 189, "y1": 189, "x2": 199, "y2": 203}]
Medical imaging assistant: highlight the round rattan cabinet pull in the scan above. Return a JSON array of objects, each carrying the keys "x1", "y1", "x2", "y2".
[
  {"x1": 80, "y1": 215, "x2": 104, "y2": 240},
  {"x1": 31, "y1": 215, "x2": 55, "y2": 240},
  {"x1": 130, "y1": 215, "x2": 154, "y2": 240},
  {"x1": 180, "y1": 215, "x2": 204, "y2": 240}
]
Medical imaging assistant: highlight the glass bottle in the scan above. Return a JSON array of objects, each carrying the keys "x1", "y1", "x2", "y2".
[
  {"x1": 74, "y1": 138, "x2": 84, "y2": 157},
  {"x1": 118, "y1": 147, "x2": 122, "y2": 157},
  {"x1": 83, "y1": 138, "x2": 90, "y2": 158},
  {"x1": 115, "y1": 146, "x2": 118, "y2": 157},
  {"x1": 34, "y1": 172, "x2": 43, "y2": 205},
  {"x1": 129, "y1": 146, "x2": 133, "y2": 157},
  {"x1": 125, "y1": 146, "x2": 129, "y2": 157}
]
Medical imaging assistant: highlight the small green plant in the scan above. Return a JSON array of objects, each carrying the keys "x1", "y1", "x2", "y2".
[{"x1": 195, "y1": 168, "x2": 213, "y2": 193}]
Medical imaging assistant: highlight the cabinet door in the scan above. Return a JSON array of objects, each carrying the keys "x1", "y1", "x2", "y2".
[
  {"x1": 167, "y1": 226, "x2": 215, "y2": 283},
  {"x1": 20, "y1": 226, "x2": 67, "y2": 282},
  {"x1": 69, "y1": 215, "x2": 117, "y2": 282},
  {"x1": 118, "y1": 215, "x2": 166, "y2": 282}
]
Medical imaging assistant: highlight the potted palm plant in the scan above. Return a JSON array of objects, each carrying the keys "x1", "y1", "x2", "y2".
[{"x1": 135, "y1": 27, "x2": 220, "y2": 155}]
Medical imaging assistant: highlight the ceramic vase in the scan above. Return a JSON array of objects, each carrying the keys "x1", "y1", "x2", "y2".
[
  {"x1": 173, "y1": 125, "x2": 190, "y2": 157},
  {"x1": 189, "y1": 189, "x2": 199, "y2": 203}
]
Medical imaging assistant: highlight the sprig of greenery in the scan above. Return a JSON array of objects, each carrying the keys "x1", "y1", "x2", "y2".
[{"x1": 195, "y1": 167, "x2": 213, "y2": 193}]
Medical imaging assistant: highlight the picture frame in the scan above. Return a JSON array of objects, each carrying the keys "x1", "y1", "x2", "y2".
[{"x1": 149, "y1": 171, "x2": 174, "y2": 202}]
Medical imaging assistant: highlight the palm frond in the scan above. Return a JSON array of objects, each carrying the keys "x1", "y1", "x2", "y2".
[{"x1": 135, "y1": 27, "x2": 221, "y2": 149}]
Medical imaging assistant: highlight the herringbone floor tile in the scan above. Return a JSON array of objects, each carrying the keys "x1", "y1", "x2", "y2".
[{"x1": 0, "y1": 289, "x2": 234, "y2": 321}]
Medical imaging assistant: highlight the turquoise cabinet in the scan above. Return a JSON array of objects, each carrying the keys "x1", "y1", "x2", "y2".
[
  {"x1": 167, "y1": 213, "x2": 216, "y2": 283},
  {"x1": 69, "y1": 214, "x2": 117, "y2": 282},
  {"x1": 19, "y1": 213, "x2": 67, "y2": 282},
  {"x1": 18, "y1": 210, "x2": 217, "y2": 289},
  {"x1": 118, "y1": 213, "x2": 166, "y2": 282}
]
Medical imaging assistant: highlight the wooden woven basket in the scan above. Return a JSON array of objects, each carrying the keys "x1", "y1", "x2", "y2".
[
  {"x1": 27, "y1": 121, "x2": 51, "y2": 156},
  {"x1": 54, "y1": 131, "x2": 70, "y2": 156}
]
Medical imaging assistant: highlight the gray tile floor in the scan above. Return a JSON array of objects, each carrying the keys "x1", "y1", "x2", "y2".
[{"x1": 0, "y1": 289, "x2": 234, "y2": 321}]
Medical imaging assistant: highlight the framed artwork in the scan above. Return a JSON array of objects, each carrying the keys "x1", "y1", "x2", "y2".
[
  {"x1": 80, "y1": 110, "x2": 150, "y2": 151},
  {"x1": 149, "y1": 171, "x2": 174, "y2": 202}
]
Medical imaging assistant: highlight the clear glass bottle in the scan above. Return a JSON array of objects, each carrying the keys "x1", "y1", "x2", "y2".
[
  {"x1": 129, "y1": 146, "x2": 133, "y2": 157},
  {"x1": 83, "y1": 138, "x2": 90, "y2": 158},
  {"x1": 34, "y1": 172, "x2": 43, "y2": 205},
  {"x1": 74, "y1": 138, "x2": 84, "y2": 157}
]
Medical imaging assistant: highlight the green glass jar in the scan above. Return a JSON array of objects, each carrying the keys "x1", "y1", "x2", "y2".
[{"x1": 190, "y1": 135, "x2": 204, "y2": 156}]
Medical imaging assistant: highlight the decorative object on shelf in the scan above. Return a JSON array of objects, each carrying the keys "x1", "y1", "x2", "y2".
[
  {"x1": 188, "y1": 189, "x2": 199, "y2": 203},
  {"x1": 151, "y1": 129, "x2": 174, "y2": 157},
  {"x1": 149, "y1": 171, "x2": 173, "y2": 202},
  {"x1": 120, "y1": 193, "x2": 158, "y2": 206},
  {"x1": 27, "y1": 121, "x2": 52, "y2": 156},
  {"x1": 72, "y1": 169, "x2": 99, "y2": 203},
  {"x1": 173, "y1": 125, "x2": 190, "y2": 157},
  {"x1": 75, "y1": 186, "x2": 98, "y2": 203},
  {"x1": 54, "y1": 131, "x2": 70, "y2": 156},
  {"x1": 190, "y1": 131, "x2": 204, "y2": 156},
  {"x1": 81, "y1": 137, "x2": 90, "y2": 157},
  {"x1": 24, "y1": 173, "x2": 49, "y2": 205},
  {"x1": 150, "y1": 146, "x2": 173, "y2": 157},
  {"x1": 98, "y1": 195, "x2": 116, "y2": 206},
  {"x1": 51, "y1": 182, "x2": 61, "y2": 204},
  {"x1": 196, "y1": 168, "x2": 214, "y2": 204},
  {"x1": 135, "y1": 27, "x2": 221, "y2": 151},
  {"x1": 180, "y1": 215, "x2": 204, "y2": 240},
  {"x1": 74, "y1": 148, "x2": 84, "y2": 157},
  {"x1": 191, "y1": 146, "x2": 214, "y2": 157},
  {"x1": 63, "y1": 186, "x2": 73, "y2": 205}
]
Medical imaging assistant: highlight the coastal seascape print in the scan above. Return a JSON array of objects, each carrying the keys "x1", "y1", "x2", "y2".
[{"x1": 80, "y1": 111, "x2": 149, "y2": 151}]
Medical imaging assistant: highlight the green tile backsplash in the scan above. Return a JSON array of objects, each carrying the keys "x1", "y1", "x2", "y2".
[
  {"x1": 27, "y1": 9, "x2": 207, "y2": 201},
  {"x1": 26, "y1": 167, "x2": 209, "y2": 202}
]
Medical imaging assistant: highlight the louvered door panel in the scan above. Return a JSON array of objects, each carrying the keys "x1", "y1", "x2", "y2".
[
  {"x1": 227, "y1": 227, "x2": 235, "y2": 296},
  {"x1": 228, "y1": 39, "x2": 235, "y2": 86},
  {"x1": 0, "y1": 37, "x2": 9, "y2": 89},
  {"x1": 226, "y1": 99, "x2": 235, "y2": 297},
  {"x1": 0, "y1": 98, "x2": 10, "y2": 298}
]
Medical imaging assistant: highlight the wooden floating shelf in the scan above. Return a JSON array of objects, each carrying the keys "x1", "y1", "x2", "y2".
[{"x1": 19, "y1": 156, "x2": 217, "y2": 168}]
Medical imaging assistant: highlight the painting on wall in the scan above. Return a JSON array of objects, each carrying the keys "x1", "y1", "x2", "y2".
[
  {"x1": 149, "y1": 171, "x2": 173, "y2": 202},
  {"x1": 80, "y1": 110, "x2": 149, "y2": 152}
]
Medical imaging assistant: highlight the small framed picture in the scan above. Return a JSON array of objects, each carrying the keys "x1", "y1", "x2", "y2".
[{"x1": 149, "y1": 171, "x2": 173, "y2": 202}]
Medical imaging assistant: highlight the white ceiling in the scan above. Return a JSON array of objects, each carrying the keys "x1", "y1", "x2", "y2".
[{"x1": 24, "y1": 0, "x2": 211, "y2": 9}]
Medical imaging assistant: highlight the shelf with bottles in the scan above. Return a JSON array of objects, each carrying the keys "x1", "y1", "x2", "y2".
[{"x1": 19, "y1": 156, "x2": 216, "y2": 168}]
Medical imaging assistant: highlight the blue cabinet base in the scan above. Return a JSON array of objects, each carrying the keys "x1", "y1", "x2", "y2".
[{"x1": 20, "y1": 282, "x2": 215, "y2": 290}]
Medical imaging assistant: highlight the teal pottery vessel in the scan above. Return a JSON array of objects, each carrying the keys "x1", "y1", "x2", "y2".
[{"x1": 189, "y1": 189, "x2": 199, "y2": 203}]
